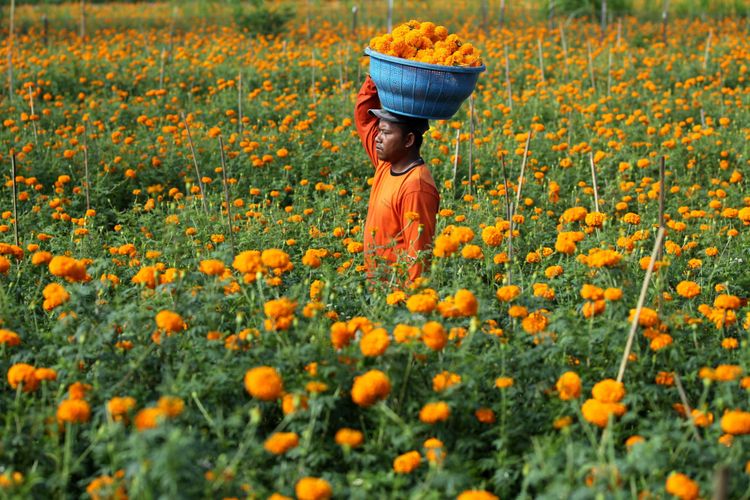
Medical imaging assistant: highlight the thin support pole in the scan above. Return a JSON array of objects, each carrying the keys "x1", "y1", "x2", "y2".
[
  {"x1": 180, "y1": 112, "x2": 208, "y2": 214},
  {"x1": 10, "y1": 154, "x2": 19, "y2": 247},
  {"x1": 218, "y1": 136, "x2": 236, "y2": 257},
  {"x1": 589, "y1": 152, "x2": 600, "y2": 213}
]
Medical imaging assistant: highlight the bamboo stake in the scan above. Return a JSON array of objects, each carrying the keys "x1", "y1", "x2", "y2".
[
  {"x1": 589, "y1": 152, "x2": 600, "y2": 213},
  {"x1": 28, "y1": 86, "x2": 38, "y2": 148},
  {"x1": 451, "y1": 129, "x2": 460, "y2": 190},
  {"x1": 661, "y1": 0, "x2": 670, "y2": 46},
  {"x1": 499, "y1": 0, "x2": 505, "y2": 29},
  {"x1": 79, "y1": 0, "x2": 85, "y2": 40},
  {"x1": 559, "y1": 23, "x2": 569, "y2": 76},
  {"x1": 504, "y1": 44, "x2": 512, "y2": 110},
  {"x1": 158, "y1": 48, "x2": 166, "y2": 91},
  {"x1": 513, "y1": 130, "x2": 532, "y2": 212},
  {"x1": 601, "y1": 0, "x2": 607, "y2": 40},
  {"x1": 657, "y1": 156, "x2": 666, "y2": 258},
  {"x1": 82, "y1": 125, "x2": 90, "y2": 212},
  {"x1": 218, "y1": 136, "x2": 236, "y2": 257},
  {"x1": 180, "y1": 112, "x2": 208, "y2": 214},
  {"x1": 606, "y1": 48, "x2": 612, "y2": 97},
  {"x1": 616, "y1": 18, "x2": 621, "y2": 49},
  {"x1": 311, "y1": 50, "x2": 317, "y2": 107},
  {"x1": 351, "y1": 5, "x2": 358, "y2": 34},
  {"x1": 237, "y1": 72, "x2": 243, "y2": 135},
  {"x1": 616, "y1": 227, "x2": 666, "y2": 383},
  {"x1": 42, "y1": 14, "x2": 48, "y2": 47},
  {"x1": 500, "y1": 154, "x2": 512, "y2": 284},
  {"x1": 587, "y1": 40, "x2": 596, "y2": 90},
  {"x1": 468, "y1": 96, "x2": 475, "y2": 194},
  {"x1": 10, "y1": 154, "x2": 19, "y2": 247},
  {"x1": 673, "y1": 372, "x2": 701, "y2": 442},
  {"x1": 712, "y1": 466, "x2": 729, "y2": 500},
  {"x1": 703, "y1": 30, "x2": 712, "y2": 70},
  {"x1": 700, "y1": 108, "x2": 706, "y2": 127},
  {"x1": 387, "y1": 0, "x2": 393, "y2": 32},
  {"x1": 537, "y1": 37, "x2": 545, "y2": 84},
  {"x1": 8, "y1": 0, "x2": 15, "y2": 104}
]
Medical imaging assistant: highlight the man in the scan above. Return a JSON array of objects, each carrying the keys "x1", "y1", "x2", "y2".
[{"x1": 355, "y1": 75, "x2": 440, "y2": 283}]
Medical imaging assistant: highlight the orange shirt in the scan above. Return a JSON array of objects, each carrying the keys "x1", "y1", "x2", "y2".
[{"x1": 355, "y1": 76, "x2": 440, "y2": 282}]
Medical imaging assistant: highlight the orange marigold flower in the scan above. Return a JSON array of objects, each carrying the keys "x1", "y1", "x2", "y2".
[
  {"x1": 591, "y1": 379, "x2": 625, "y2": 403},
  {"x1": 42, "y1": 282, "x2": 70, "y2": 311},
  {"x1": 665, "y1": 472, "x2": 699, "y2": 500},
  {"x1": 0, "y1": 328, "x2": 21, "y2": 347},
  {"x1": 406, "y1": 292, "x2": 437, "y2": 313},
  {"x1": 629, "y1": 307, "x2": 659, "y2": 327},
  {"x1": 7, "y1": 363, "x2": 39, "y2": 392},
  {"x1": 334, "y1": 428, "x2": 364, "y2": 448},
  {"x1": 57, "y1": 399, "x2": 91, "y2": 424},
  {"x1": 521, "y1": 310, "x2": 548, "y2": 334},
  {"x1": 295, "y1": 477, "x2": 332, "y2": 500},
  {"x1": 232, "y1": 250, "x2": 263, "y2": 274},
  {"x1": 198, "y1": 259, "x2": 225, "y2": 276},
  {"x1": 261, "y1": 249, "x2": 291, "y2": 269},
  {"x1": 264, "y1": 432, "x2": 299, "y2": 455},
  {"x1": 720, "y1": 410, "x2": 750, "y2": 435},
  {"x1": 496, "y1": 285, "x2": 521, "y2": 302},
  {"x1": 422, "y1": 321, "x2": 447, "y2": 351},
  {"x1": 281, "y1": 393, "x2": 308, "y2": 415},
  {"x1": 359, "y1": 328, "x2": 390, "y2": 357},
  {"x1": 244, "y1": 366, "x2": 283, "y2": 401},
  {"x1": 351, "y1": 369, "x2": 391, "y2": 407},
  {"x1": 107, "y1": 396, "x2": 137, "y2": 421},
  {"x1": 432, "y1": 371, "x2": 461, "y2": 392},
  {"x1": 474, "y1": 407, "x2": 496, "y2": 424},
  {"x1": 157, "y1": 396, "x2": 184, "y2": 417},
  {"x1": 457, "y1": 491, "x2": 498, "y2": 500},
  {"x1": 675, "y1": 281, "x2": 700, "y2": 298},
  {"x1": 393, "y1": 323, "x2": 421, "y2": 343},
  {"x1": 556, "y1": 371, "x2": 581, "y2": 400},
  {"x1": 419, "y1": 401, "x2": 450, "y2": 423},
  {"x1": 393, "y1": 450, "x2": 421, "y2": 474},
  {"x1": 155, "y1": 310, "x2": 185, "y2": 333},
  {"x1": 714, "y1": 294, "x2": 740, "y2": 310},
  {"x1": 48, "y1": 255, "x2": 87, "y2": 282},
  {"x1": 495, "y1": 376, "x2": 513, "y2": 389},
  {"x1": 581, "y1": 398, "x2": 626, "y2": 427}
]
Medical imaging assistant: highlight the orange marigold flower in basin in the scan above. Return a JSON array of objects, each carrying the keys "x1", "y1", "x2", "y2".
[
  {"x1": 244, "y1": 366, "x2": 283, "y2": 401},
  {"x1": 351, "y1": 369, "x2": 391, "y2": 407}
]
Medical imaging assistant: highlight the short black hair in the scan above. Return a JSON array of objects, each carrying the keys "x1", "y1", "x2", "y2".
[{"x1": 394, "y1": 121, "x2": 425, "y2": 150}]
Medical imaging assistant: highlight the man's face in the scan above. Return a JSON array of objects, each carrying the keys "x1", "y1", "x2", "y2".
[{"x1": 375, "y1": 120, "x2": 411, "y2": 163}]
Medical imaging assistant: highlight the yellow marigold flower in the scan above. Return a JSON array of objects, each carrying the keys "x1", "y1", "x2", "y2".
[
  {"x1": 334, "y1": 428, "x2": 364, "y2": 448},
  {"x1": 556, "y1": 371, "x2": 581, "y2": 400},
  {"x1": 57, "y1": 399, "x2": 91, "y2": 424},
  {"x1": 560, "y1": 206, "x2": 588, "y2": 223},
  {"x1": 665, "y1": 472, "x2": 699, "y2": 500},
  {"x1": 393, "y1": 450, "x2": 421, "y2": 474},
  {"x1": 604, "y1": 288, "x2": 622, "y2": 301},
  {"x1": 261, "y1": 249, "x2": 290, "y2": 269},
  {"x1": 433, "y1": 234, "x2": 459, "y2": 257},
  {"x1": 359, "y1": 328, "x2": 390, "y2": 357},
  {"x1": 650, "y1": 333, "x2": 673, "y2": 351},
  {"x1": 422, "y1": 321, "x2": 447, "y2": 351},
  {"x1": 132, "y1": 265, "x2": 159, "y2": 288},
  {"x1": 720, "y1": 410, "x2": 750, "y2": 435},
  {"x1": 351, "y1": 369, "x2": 391, "y2": 407},
  {"x1": 629, "y1": 307, "x2": 659, "y2": 327},
  {"x1": 521, "y1": 310, "x2": 548, "y2": 334},
  {"x1": 481, "y1": 226, "x2": 503, "y2": 246},
  {"x1": 42, "y1": 282, "x2": 70, "y2": 311},
  {"x1": 591, "y1": 379, "x2": 625, "y2": 403},
  {"x1": 419, "y1": 401, "x2": 451, "y2": 423},
  {"x1": 155, "y1": 310, "x2": 185, "y2": 333},
  {"x1": 544, "y1": 265, "x2": 563, "y2": 278},
  {"x1": 461, "y1": 244, "x2": 484, "y2": 259},
  {"x1": 295, "y1": 477, "x2": 332, "y2": 500},
  {"x1": 7, "y1": 363, "x2": 39, "y2": 392},
  {"x1": 263, "y1": 432, "x2": 299, "y2": 455},
  {"x1": 232, "y1": 250, "x2": 263, "y2": 274},
  {"x1": 244, "y1": 366, "x2": 283, "y2": 401},
  {"x1": 714, "y1": 294, "x2": 740, "y2": 309},
  {"x1": 393, "y1": 323, "x2": 421, "y2": 343},
  {"x1": 31, "y1": 251, "x2": 53, "y2": 266}
]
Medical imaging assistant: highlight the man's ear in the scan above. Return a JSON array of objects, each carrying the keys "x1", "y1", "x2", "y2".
[{"x1": 404, "y1": 132, "x2": 415, "y2": 149}]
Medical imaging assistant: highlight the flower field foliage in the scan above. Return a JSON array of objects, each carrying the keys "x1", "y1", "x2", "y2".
[{"x1": 1, "y1": 0, "x2": 750, "y2": 497}]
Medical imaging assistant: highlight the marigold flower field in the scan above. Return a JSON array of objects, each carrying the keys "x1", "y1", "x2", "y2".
[{"x1": 1, "y1": 1, "x2": 750, "y2": 498}]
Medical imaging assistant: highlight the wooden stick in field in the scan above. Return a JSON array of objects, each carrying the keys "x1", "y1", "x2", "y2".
[
  {"x1": 451, "y1": 129, "x2": 460, "y2": 191},
  {"x1": 657, "y1": 156, "x2": 666, "y2": 258},
  {"x1": 513, "y1": 130, "x2": 531, "y2": 213},
  {"x1": 468, "y1": 96, "x2": 475, "y2": 195},
  {"x1": 237, "y1": 73, "x2": 243, "y2": 135},
  {"x1": 83, "y1": 124, "x2": 90, "y2": 212},
  {"x1": 559, "y1": 23, "x2": 569, "y2": 76},
  {"x1": 600, "y1": 0, "x2": 607, "y2": 40},
  {"x1": 588, "y1": 152, "x2": 600, "y2": 213},
  {"x1": 499, "y1": 0, "x2": 505, "y2": 29},
  {"x1": 673, "y1": 372, "x2": 701, "y2": 442},
  {"x1": 500, "y1": 154, "x2": 512, "y2": 284},
  {"x1": 159, "y1": 48, "x2": 166, "y2": 91},
  {"x1": 703, "y1": 30, "x2": 712, "y2": 70},
  {"x1": 180, "y1": 112, "x2": 208, "y2": 214},
  {"x1": 606, "y1": 48, "x2": 612, "y2": 97},
  {"x1": 504, "y1": 44, "x2": 512, "y2": 110},
  {"x1": 587, "y1": 40, "x2": 596, "y2": 90},
  {"x1": 80, "y1": 0, "x2": 86, "y2": 40},
  {"x1": 661, "y1": 0, "x2": 670, "y2": 46},
  {"x1": 8, "y1": 0, "x2": 15, "y2": 104},
  {"x1": 537, "y1": 37, "x2": 545, "y2": 84},
  {"x1": 218, "y1": 136, "x2": 236, "y2": 257},
  {"x1": 28, "y1": 87, "x2": 38, "y2": 148},
  {"x1": 10, "y1": 153, "x2": 19, "y2": 247},
  {"x1": 616, "y1": 227, "x2": 666, "y2": 383}
]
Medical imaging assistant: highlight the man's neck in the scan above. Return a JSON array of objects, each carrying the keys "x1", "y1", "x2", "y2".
[{"x1": 390, "y1": 154, "x2": 423, "y2": 174}]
